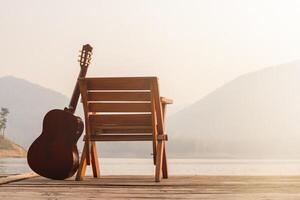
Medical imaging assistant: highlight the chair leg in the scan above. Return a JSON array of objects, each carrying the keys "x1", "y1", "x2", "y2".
[
  {"x1": 162, "y1": 142, "x2": 168, "y2": 179},
  {"x1": 91, "y1": 142, "x2": 100, "y2": 178},
  {"x1": 155, "y1": 141, "x2": 164, "y2": 182},
  {"x1": 76, "y1": 142, "x2": 87, "y2": 181},
  {"x1": 152, "y1": 138, "x2": 157, "y2": 165}
]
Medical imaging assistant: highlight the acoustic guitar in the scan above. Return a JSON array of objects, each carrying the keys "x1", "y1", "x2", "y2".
[{"x1": 27, "y1": 44, "x2": 93, "y2": 180}]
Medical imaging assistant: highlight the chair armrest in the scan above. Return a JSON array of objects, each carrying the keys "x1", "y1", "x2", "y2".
[{"x1": 160, "y1": 97, "x2": 173, "y2": 105}]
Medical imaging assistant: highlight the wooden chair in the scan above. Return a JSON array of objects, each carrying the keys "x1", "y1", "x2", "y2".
[{"x1": 75, "y1": 77, "x2": 172, "y2": 182}]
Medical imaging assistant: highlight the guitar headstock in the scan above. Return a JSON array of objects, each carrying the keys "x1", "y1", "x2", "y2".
[{"x1": 78, "y1": 44, "x2": 93, "y2": 68}]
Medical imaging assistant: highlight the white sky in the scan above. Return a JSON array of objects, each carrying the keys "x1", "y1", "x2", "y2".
[{"x1": 1, "y1": 0, "x2": 300, "y2": 112}]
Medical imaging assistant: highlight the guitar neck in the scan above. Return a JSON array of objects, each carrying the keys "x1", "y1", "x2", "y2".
[
  {"x1": 67, "y1": 67, "x2": 88, "y2": 114},
  {"x1": 66, "y1": 44, "x2": 93, "y2": 114}
]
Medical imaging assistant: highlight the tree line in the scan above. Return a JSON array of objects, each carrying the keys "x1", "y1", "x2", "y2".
[{"x1": 0, "y1": 107, "x2": 9, "y2": 137}]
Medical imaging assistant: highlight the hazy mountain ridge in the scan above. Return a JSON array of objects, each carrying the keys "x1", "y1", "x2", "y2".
[
  {"x1": 168, "y1": 61, "x2": 300, "y2": 158},
  {"x1": 0, "y1": 76, "x2": 69, "y2": 149},
  {"x1": 1, "y1": 61, "x2": 300, "y2": 159}
]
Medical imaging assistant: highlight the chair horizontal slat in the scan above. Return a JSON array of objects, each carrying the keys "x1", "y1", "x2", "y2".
[
  {"x1": 88, "y1": 103, "x2": 151, "y2": 112},
  {"x1": 89, "y1": 114, "x2": 152, "y2": 126},
  {"x1": 96, "y1": 129, "x2": 153, "y2": 133},
  {"x1": 84, "y1": 77, "x2": 155, "y2": 90},
  {"x1": 92, "y1": 125, "x2": 153, "y2": 134},
  {"x1": 87, "y1": 92, "x2": 151, "y2": 101},
  {"x1": 86, "y1": 134, "x2": 153, "y2": 141},
  {"x1": 93, "y1": 125, "x2": 153, "y2": 130}
]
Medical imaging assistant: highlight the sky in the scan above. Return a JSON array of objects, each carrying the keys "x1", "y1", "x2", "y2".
[{"x1": 1, "y1": 0, "x2": 300, "y2": 113}]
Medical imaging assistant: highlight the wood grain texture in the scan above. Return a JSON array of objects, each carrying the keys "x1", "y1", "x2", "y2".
[
  {"x1": 89, "y1": 114, "x2": 152, "y2": 126},
  {"x1": 93, "y1": 125, "x2": 153, "y2": 134},
  {"x1": 88, "y1": 91, "x2": 151, "y2": 101},
  {"x1": 160, "y1": 96, "x2": 173, "y2": 104},
  {"x1": 90, "y1": 142, "x2": 100, "y2": 178},
  {"x1": 75, "y1": 143, "x2": 87, "y2": 181},
  {"x1": 83, "y1": 77, "x2": 155, "y2": 90},
  {"x1": 88, "y1": 102, "x2": 151, "y2": 112},
  {"x1": 87, "y1": 134, "x2": 153, "y2": 141},
  {"x1": 2, "y1": 175, "x2": 300, "y2": 199}
]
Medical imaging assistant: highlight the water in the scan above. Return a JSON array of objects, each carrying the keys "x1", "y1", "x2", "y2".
[
  {"x1": 1, "y1": 158, "x2": 300, "y2": 175},
  {"x1": 0, "y1": 158, "x2": 31, "y2": 175}
]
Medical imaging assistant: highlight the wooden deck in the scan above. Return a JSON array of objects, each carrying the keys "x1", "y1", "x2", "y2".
[{"x1": 1, "y1": 175, "x2": 300, "y2": 199}]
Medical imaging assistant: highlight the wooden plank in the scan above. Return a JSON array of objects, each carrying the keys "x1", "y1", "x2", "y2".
[
  {"x1": 88, "y1": 91, "x2": 151, "y2": 101},
  {"x1": 151, "y1": 79, "x2": 165, "y2": 136},
  {"x1": 155, "y1": 141, "x2": 164, "y2": 182},
  {"x1": 160, "y1": 96, "x2": 173, "y2": 104},
  {"x1": 92, "y1": 125, "x2": 153, "y2": 134},
  {"x1": 3, "y1": 175, "x2": 300, "y2": 200},
  {"x1": 79, "y1": 79, "x2": 91, "y2": 165},
  {"x1": 88, "y1": 102, "x2": 151, "y2": 112},
  {"x1": 8, "y1": 175, "x2": 300, "y2": 186},
  {"x1": 85, "y1": 77, "x2": 155, "y2": 90},
  {"x1": 93, "y1": 125, "x2": 153, "y2": 130},
  {"x1": 75, "y1": 142, "x2": 87, "y2": 181},
  {"x1": 90, "y1": 142, "x2": 100, "y2": 178},
  {"x1": 89, "y1": 114, "x2": 152, "y2": 126},
  {"x1": 96, "y1": 129, "x2": 153, "y2": 134},
  {"x1": 150, "y1": 94, "x2": 157, "y2": 165},
  {"x1": 161, "y1": 103, "x2": 168, "y2": 179},
  {"x1": 88, "y1": 134, "x2": 153, "y2": 141},
  {"x1": 0, "y1": 172, "x2": 37, "y2": 185},
  {"x1": 162, "y1": 143, "x2": 168, "y2": 179}
]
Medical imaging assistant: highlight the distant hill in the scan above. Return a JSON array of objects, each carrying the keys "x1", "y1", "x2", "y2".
[
  {"x1": 2, "y1": 62, "x2": 300, "y2": 159},
  {"x1": 0, "y1": 135, "x2": 26, "y2": 158},
  {"x1": 167, "y1": 61, "x2": 300, "y2": 158},
  {"x1": 0, "y1": 76, "x2": 69, "y2": 149}
]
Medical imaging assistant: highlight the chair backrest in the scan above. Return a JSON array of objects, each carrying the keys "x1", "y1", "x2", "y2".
[{"x1": 78, "y1": 77, "x2": 163, "y2": 139}]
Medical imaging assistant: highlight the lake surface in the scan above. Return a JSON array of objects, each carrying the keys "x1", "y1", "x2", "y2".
[{"x1": 2, "y1": 158, "x2": 300, "y2": 175}]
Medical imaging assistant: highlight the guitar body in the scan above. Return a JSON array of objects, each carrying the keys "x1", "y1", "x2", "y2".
[{"x1": 27, "y1": 109, "x2": 83, "y2": 180}]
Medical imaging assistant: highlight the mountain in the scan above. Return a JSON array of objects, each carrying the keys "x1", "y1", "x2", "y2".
[
  {"x1": 2, "y1": 61, "x2": 300, "y2": 159},
  {"x1": 0, "y1": 76, "x2": 69, "y2": 149},
  {"x1": 167, "y1": 61, "x2": 300, "y2": 158},
  {"x1": 0, "y1": 135, "x2": 26, "y2": 158}
]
